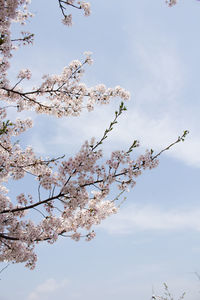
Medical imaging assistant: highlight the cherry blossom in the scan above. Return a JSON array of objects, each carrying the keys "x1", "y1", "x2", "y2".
[
  {"x1": 0, "y1": 0, "x2": 188, "y2": 269},
  {"x1": 165, "y1": 0, "x2": 177, "y2": 6},
  {"x1": 58, "y1": 0, "x2": 91, "y2": 26}
]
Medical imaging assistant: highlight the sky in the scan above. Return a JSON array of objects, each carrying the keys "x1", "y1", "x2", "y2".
[{"x1": 1, "y1": 0, "x2": 200, "y2": 299}]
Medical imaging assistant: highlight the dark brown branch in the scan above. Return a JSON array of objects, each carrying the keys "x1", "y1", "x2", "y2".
[
  {"x1": 0, "y1": 233, "x2": 19, "y2": 241},
  {"x1": 0, "y1": 193, "x2": 63, "y2": 214},
  {"x1": 58, "y1": 0, "x2": 81, "y2": 18}
]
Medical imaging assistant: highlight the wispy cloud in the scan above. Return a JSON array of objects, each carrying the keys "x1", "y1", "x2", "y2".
[
  {"x1": 100, "y1": 204, "x2": 200, "y2": 235},
  {"x1": 27, "y1": 278, "x2": 69, "y2": 300}
]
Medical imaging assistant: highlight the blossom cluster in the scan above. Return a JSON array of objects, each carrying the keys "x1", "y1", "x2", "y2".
[
  {"x1": 165, "y1": 0, "x2": 177, "y2": 6},
  {"x1": 59, "y1": 0, "x2": 91, "y2": 26},
  {"x1": 1, "y1": 53, "x2": 130, "y2": 117},
  {"x1": 0, "y1": 0, "x2": 33, "y2": 89},
  {"x1": 0, "y1": 124, "x2": 159, "y2": 268}
]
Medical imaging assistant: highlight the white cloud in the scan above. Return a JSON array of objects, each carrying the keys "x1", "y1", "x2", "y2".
[
  {"x1": 100, "y1": 204, "x2": 200, "y2": 235},
  {"x1": 28, "y1": 278, "x2": 69, "y2": 300}
]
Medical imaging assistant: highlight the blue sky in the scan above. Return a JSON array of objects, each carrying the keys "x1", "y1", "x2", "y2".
[{"x1": 2, "y1": 0, "x2": 200, "y2": 299}]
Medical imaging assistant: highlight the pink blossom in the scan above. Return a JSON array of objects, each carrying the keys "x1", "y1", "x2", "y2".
[{"x1": 0, "y1": 0, "x2": 184, "y2": 270}]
